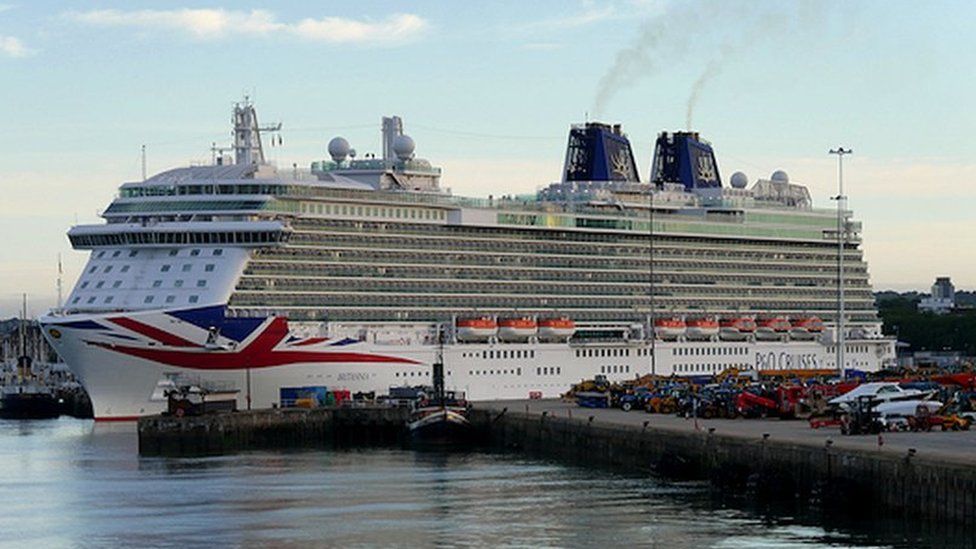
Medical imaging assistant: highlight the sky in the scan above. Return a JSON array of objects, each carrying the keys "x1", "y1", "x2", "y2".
[{"x1": 1, "y1": 0, "x2": 975, "y2": 317}]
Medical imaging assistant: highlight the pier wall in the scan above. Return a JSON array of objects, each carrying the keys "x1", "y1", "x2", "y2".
[
  {"x1": 138, "y1": 406, "x2": 409, "y2": 456},
  {"x1": 469, "y1": 408, "x2": 976, "y2": 525}
]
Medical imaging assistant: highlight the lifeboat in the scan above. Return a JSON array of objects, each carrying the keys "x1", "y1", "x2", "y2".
[
  {"x1": 538, "y1": 316, "x2": 576, "y2": 341},
  {"x1": 455, "y1": 316, "x2": 497, "y2": 342},
  {"x1": 719, "y1": 316, "x2": 757, "y2": 341},
  {"x1": 654, "y1": 317, "x2": 686, "y2": 340},
  {"x1": 790, "y1": 316, "x2": 824, "y2": 340},
  {"x1": 685, "y1": 317, "x2": 719, "y2": 340},
  {"x1": 497, "y1": 316, "x2": 537, "y2": 341},
  {"x1": 755, "y1": 316, "x2": 791, "y2": 341}
]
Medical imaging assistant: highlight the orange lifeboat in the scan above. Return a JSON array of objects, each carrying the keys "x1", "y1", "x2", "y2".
[
  {"x1": 719, "y1": 316, "x2": 757, "y2": 341},
  {"x1": 790, "y1": 316, "x2": 824, "y2": 340},
  {"x1": 755, "y1": 316, "x2": 791, "y2": 341},
  {"x1": 456, "y1": 316, "x2": 497, "y2": 342},
  {"x1": 497, "y1": 316, "x2": 537, "y2": 341},
  {"x1": 685, "y1": 317, "x2": 719, "y2": 340},
  {"x1": 654, "y1": 317, "x2": 686, "y2": 340},
  {"x1": 538, "y1": 316, "x2": 575, "y2": 341}
]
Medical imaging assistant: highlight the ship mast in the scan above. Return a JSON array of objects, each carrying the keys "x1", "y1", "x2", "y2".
[{"x1": 232, "y1": 96, "x2": 281, "y2": 166}]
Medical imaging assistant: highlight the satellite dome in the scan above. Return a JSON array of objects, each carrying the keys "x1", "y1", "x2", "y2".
[
  {"x1": 328, "y1": 137, "x2": 350, "y2": 162},
  {"x1": 770, "y1": 170, "x2": 789, "y2": 184},
  {"x1": 730, "y1": 171, "x2": 749, "y2": 189},
  {"x1": 393, "y1": 134, "x2": 416, "y2": 160}
]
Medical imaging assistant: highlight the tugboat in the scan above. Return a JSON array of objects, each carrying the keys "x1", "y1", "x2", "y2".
[{"x1": 407, "y1": 326, "x2": 473, "y2": 444}]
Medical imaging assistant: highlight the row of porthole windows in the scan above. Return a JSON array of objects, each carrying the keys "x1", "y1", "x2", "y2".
[
  {"x1": 471, "y1": 368, "x2": 522, "y2": 376},
  {"x1": 537, "y1": 367, "x2": 561, "y2": 376},
  {"x1": 86, "y1": 262, "x2": 218, "y2": 276},
  {"x1": 81, "y1": 278, "x2": 209, "y2": 290},
  {"x1": 673, "y1": 347, "x2": 749, "y2": 357},
  {"x1": 72, "y1": 294, "x2": 201, "y2": 306},
  {"x1": 300, "y1": 202, "x2": 446, "y2": 221},
  {"x1": 826, "y1": 345, "x2": 873, "y2": 354},
  {"x1": 94, "y1": 248, "x2": 224, "y2": 259},
  {"x1": 483, "y1": 349, "x2": 535, "y2": 360},
  {"x1": 599, "y1": 365, "x2": 631, "y2": 374},
  {"x1": 576, "y1": 348, "x2": 630, "y2": 358},
  {"x1": 394, "y1": 371, "x2": 432, "y2": 378},
  {"x1": 674, "y1": 363, "x2": 747, "y2": 373}
]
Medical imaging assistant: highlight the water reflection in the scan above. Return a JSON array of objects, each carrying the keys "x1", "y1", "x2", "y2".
[{"x1": 0, "y1": 418, "x2": 970, "y2": 548}]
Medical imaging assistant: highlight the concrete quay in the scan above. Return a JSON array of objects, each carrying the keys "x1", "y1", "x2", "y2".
[
  {"x1": 138, "y1": 405, "x2": 410, "y2": 456},
  {"x1": 470, "y1": 399, "x2": 976, "y2": 525}
]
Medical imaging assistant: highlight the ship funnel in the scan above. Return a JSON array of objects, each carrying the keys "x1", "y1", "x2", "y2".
[
  {"x1": 561, "y1": 122, "x2": 640, "y2": 183},
  {"x1": 650, "y1": 131, "x2": 722, "y2": 190}
]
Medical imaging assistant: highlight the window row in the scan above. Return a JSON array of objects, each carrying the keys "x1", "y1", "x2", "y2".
[
  {"x1": 673, "y1": 347, "x2": 749, "y2": 357},
  {"x1": 70, "y1": 231, "x2": 287, "y2": 248},
  {"x1": 299, "y1": 202, "x2": 446, "y2": 221}
]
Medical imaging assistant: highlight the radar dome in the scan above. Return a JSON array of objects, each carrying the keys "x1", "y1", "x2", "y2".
[
  {"x1": 730, "y1": 171, "x2": 749, "y2": 189},
  {"x1": 770, "y1": 170, "x2": 789, "y2": 184},
  {"x1": 393, "y1": 134, "x2": 416, "y2": 160},
  {"x1": 328, "y1": 137, "x2": 350, "y2": 162}
]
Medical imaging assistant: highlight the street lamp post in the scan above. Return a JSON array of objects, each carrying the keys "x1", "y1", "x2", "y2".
[{"x1": 829, "y1": 147, "x2": 852, "y2": 379}]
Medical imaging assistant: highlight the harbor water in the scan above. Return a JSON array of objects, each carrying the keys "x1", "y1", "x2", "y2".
[{"x1": 0, "y1": 418, "x2": 964, "y2": 548}]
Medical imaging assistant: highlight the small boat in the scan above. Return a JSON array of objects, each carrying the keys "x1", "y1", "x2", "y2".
[
  {"x1": 408, "y1": 390, "x2": 472, "y2": 444},
  {"x1": 719, "y1": 316, "x2": 757, "y2": 341},
  {"x1": 497, "y1": 316, "x2": 537, "y2": 341},
  {"x1": 756, "y1": 316, "x2": 791, "y2": 341},
  {"x1": 537, "y1": 316, "x2": 575, "y2": 341},
  {"x1": 455, "y1": 316, "x2": 497, "y2": 341},
  {"x1": 654, "y1": 317, "x2": 686, "y2": 340},
  {"x1": 0, "y1": 357, "x2": 60, "y2": 420},
  {"x1": 685, "y1": 317, "x2": 719, "y2": 340}
]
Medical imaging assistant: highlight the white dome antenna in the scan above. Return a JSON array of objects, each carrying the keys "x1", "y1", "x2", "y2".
[
  {"x1": 771, "y1": 170, "x2": 789, "y2": 184},
  {"x1": 393, "y1": 134, "x2": 415, "y2": 160},
  {"x1": 730, "y1": 171, "x2": 748, "y2": 189},
  {"x1": 328, "y1": 137, "x2": 350, "y2": 163}
]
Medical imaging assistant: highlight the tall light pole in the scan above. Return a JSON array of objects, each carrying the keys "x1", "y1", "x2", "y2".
[
  {"x1": 648, "y1": 184, "x2": 656, "y2": 377},
  {"x1": 829, "y1": 147, "x2": 852, "y2": 379}
]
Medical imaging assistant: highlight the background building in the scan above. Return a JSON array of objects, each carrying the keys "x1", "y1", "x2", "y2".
[{"x1": 918, "y1": 276, "x2": 955, "y2": 314}]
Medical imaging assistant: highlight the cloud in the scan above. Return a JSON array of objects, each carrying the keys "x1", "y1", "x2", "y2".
[
  {"x1": 515, "y1": 5, "x2": 617, "y2": 33},
  {"x1": 0, "y1": 34, "x2": 31, "y2": 57},
  {"x1": 67, "y1": 9, "x2": 429, "y2": 45}
]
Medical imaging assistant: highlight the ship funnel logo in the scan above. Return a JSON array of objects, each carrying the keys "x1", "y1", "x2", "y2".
[
  {"x1": 611, "y1": 149, "x2": 635, "y2": 179},
  {"x1": 697, "y1": 154, "x2": 718, "y2": 183}
]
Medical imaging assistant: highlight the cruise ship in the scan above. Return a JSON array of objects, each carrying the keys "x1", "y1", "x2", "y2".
[{"x1": 40, "y1": 99, "x2": 895, "y2": 419}]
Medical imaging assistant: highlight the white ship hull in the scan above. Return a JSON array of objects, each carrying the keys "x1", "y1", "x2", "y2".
[{"x1": 41, "y1": 306, "x2": 895, "y2": 420}]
